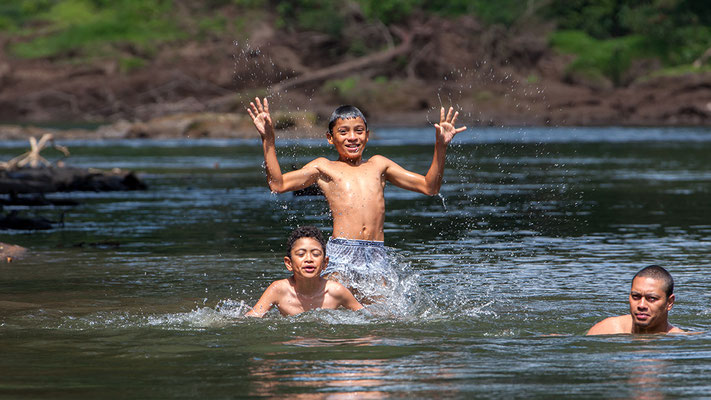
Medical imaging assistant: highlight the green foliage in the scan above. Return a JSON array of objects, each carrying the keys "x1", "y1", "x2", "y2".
[
  {"x1": 619, "y1": 2, "x2": 711, "y2": 65},
  {"x1": 356, "y1": 0, "x2": 526, "y2": 26},
  {"x1": 423, "y1": 0, "x2": 527, "y2": 25},
  {"x1": 0, "y1": 16, "x2": 14, "y2": 31},
  {"x1": 233, "y1": 0, "x2": 267, "y2": 7},
  {"x1": 119, "y1": 56, "x2": 146, "y2": 73},
  {"x1": 545, "y1": 0, "x2": 711, "y2": 69},
  {"x1": 322, "y1": 76, "x2": 359, "y2": 99},
  {"x1": 48, "y1": 0, "x2": 95, "y2": 27},
  {"x1": 275, "y1": 0, "x2": 344, "y2": 36},
  {"x1": 526, "y1": 74, "x2": 539, "y2": 84},
  {"x1": 550, "y1": 30, "x2": 648, "y2": 85},
  {"x1": 7, "y1": 0, "x2": 183, "y2": 59},
  {"x1": 544, "y1": 0, "x2": 627, "y2": 39},
  {"x1": 649, "y1": 64, "x2": 711, "y2": 78},
  {"x1": 357, "y1": 0, "x2": 422, "y2": 25},
  {"x1": 0, "y1": 0, "x2": 51, "y2": 30},
  {"x1": 273, "y1": 0, "x2": 527, "y2": 29},
  {"x1": 198, "y1": 16, "x2": 228, "y2": 37}
]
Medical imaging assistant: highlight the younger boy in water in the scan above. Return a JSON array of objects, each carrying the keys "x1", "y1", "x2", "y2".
[
  {"x1": 247, "y1": 98, "x2": 466, "y2": 293},
  {"x1": 245, "y1": 225, "x2": 363, "y2": 317}
]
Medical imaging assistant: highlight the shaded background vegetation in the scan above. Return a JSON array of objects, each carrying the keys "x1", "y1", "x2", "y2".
[
  {"x1": 2, "y1": 0, "x2": 709, "y2": 83},
  {"x1": 0, "y1": 0, "x2": 709, "y2": 127}
]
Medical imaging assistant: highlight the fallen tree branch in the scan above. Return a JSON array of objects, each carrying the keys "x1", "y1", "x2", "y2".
[{"x1": 270, "y1": 27, "x2": 414, "y2": 93}]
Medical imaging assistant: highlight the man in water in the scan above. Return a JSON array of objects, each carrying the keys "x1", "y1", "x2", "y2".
[
  {"x1": 245, "y1": 225, "x2": 363, "y2": 317},
  {"x1": 587, "y1": 265, "x2": 683, "y2": 335},
  {"x1": 247, "y1": 98, "x2": 466, "y2": 298}
]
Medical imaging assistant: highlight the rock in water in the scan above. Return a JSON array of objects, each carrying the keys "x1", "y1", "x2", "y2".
[{"x1": 0, "y1": 242, "x2": 28, "y2": 262}]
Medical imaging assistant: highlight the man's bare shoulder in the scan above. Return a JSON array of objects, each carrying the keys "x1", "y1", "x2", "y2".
[{"x1": 586, "y1": 315, "x2": 631, "y2": 335}]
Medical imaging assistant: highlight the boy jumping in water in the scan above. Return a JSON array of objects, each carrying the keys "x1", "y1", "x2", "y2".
[
  {"x1": 246, "y1": 225, "x2": 363, "y2": 317},
  {"x1": 247, "y1": 98, "x2": 466, "y2": 296}
]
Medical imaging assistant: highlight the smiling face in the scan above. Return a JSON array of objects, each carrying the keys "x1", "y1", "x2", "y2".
[
  {"x1": 327, "y1": 117, "x2": 369, "y2": 163},
  {"x1": 284, "y1": 237, "x2": 327, "y2": 279},
  {"x1": 629, "y1": 276, "x2": 675, "y2": 333}
]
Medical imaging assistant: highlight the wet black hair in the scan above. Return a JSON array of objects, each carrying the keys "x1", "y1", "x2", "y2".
[
  {"x1": 633, "y1": 265, "x2": 674, "y2": 298},
  {"x1": 328, "y1": 105, "x2": 368, "y2": 133},
  {"x1": 285, "y1": 225, "x2": 326, "y2": 257}
]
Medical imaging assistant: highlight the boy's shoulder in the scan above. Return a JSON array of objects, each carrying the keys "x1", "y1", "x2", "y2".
[
  {"x1": 267, "y1": 278, "x2": 293, "y2": 292},
  {"x1": 324, "y1": 279, "x2": 350, "y2": 296},
  {"x1": 308, "y1": 157, "x2": 331, "y2": 165},
  {"x1": 366, "y1": 154, "x2": 391, "y2": 163}
]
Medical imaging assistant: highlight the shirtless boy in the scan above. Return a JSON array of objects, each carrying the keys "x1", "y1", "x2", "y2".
[
  {"x1": 247, "y1": 98, "x2": 466, "y2": 289},
  {"x1": 245, "y1": 225, "x2": 363, "y2": 317},
  {"x1": 587, "y1": 265, "x2": 683, "y2": 335}
]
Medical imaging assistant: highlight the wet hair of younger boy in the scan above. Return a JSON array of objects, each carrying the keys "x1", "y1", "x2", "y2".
[{"x1": 286, "y1": 225, "x2": 326, "y2": 257}]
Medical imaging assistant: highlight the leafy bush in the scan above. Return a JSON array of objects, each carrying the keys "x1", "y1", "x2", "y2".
[
  {"x1": 275, "y1": 0, "x2": 344, "y2": 36},
  {"x1": 546, "y1": 0, "x2": 711, "y2": 68},
  {"x1": 357, "y1": 0, "x2": 422, "y2": 25},
  {"x1": 423, "y1": 0, "x2": 527, "y2": 25},
  {"x1": 8, "y1": 0, "x2": 183, "y2": 60},
  {"x1": 321, "y1": 76, "x2": 359, "y2": 100},
  {"x1": 356, "y1": 0, "x2": 527, "y2": 26},
  {"x1": 550, "y1": 30, "x2": 648, "y2": 86}
]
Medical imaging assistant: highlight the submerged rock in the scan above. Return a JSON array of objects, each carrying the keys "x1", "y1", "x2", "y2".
[{"x1": 0, "y1": 242, "x2": 28, "y2": 262}]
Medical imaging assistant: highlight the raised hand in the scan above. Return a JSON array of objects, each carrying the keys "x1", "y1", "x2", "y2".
[
  {"x1": 434, "y1": 107, "x2": 467, "y2": 146},
  {"x1": 247, "y1": 97, "x2": 274, "y2": 141}
]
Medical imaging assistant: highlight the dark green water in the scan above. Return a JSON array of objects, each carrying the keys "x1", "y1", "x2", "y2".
[{"x1": 1, "y1": 127, "x2": 710, "y2": 398}]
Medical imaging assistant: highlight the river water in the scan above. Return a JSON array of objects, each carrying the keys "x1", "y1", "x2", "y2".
[{"x1": 1, "y1": 127, "x2": 710, "y2": 398}]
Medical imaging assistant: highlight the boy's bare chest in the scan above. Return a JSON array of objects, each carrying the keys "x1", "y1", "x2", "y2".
[
  {"x1": 280, "y1": 293, "x2": 335, "y2": 314},
  {"x1": 321, "y1": 163, "x2": 384, "y2": 190}
]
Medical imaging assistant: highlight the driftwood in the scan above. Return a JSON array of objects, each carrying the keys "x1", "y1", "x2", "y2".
[
  {"x1": 0, "y1": 134, "x2": 69, "y2": 170},
  {"x1": 0, "y1": 166, "x2": 146, "y2": 194},
  {"x1": 0, "y1": 136, "x2": 146, "y2": 233},
  {"x1": 1, "y1": 135, "x2": 147, "y2": 194}
]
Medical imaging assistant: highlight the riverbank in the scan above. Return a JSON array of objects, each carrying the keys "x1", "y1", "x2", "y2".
[{"x1": 1, "y1": 8, "x2": 710, "y2": 135}]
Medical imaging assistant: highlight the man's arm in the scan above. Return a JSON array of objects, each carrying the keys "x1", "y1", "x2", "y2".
[
  {"x1": 245, "y1": 281, "x2": 280, "y2": 318},
  {"x1": 383, "y1": 106, "x2": 466, "y2": 195},
  {"x1": 247, "y1": 97, "x2": 321, "y2": 193}
]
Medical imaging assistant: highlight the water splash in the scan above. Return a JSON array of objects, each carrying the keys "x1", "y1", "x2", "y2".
[
  {"x1": 437, "y1": 193, "x2": 447, "y2": 211},
  {"x1": 146, "y1": 299, "x2": 250, "y2": 328}
]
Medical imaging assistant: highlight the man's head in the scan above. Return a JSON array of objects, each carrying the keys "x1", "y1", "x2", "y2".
[
  {"x1": 629, "y1": 265, "x2": 675, "y2": 333},
  {"x1": 284, "y1": 226, "x2": 328, "y2": 278},
  {"x1": 632, "y1": 265, "x2": 674, "y2": 297},
  {"x1": 326, "y1": 105, "x2": 369, "y2": 163}
]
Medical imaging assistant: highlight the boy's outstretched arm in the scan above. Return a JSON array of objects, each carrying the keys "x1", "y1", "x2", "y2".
[
  {"x1": 245, "y1": 281, "x2": 279, "y2": 318},
  {"x1": 247, "y1": 97, "x2": 320, "y2": 193},
  {"x1": 384, "y1": 106, "x2": 466, "y2": 195}
]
